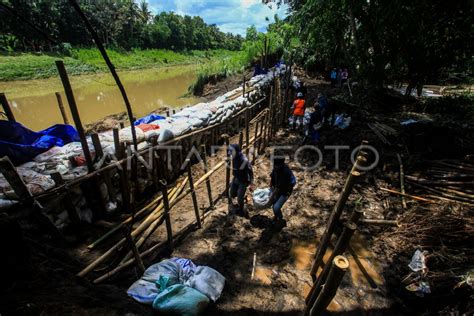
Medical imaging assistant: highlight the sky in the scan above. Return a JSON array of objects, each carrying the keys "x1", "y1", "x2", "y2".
[{"x1": 147, "y1": 0, "x2": 288, "y2": 36}]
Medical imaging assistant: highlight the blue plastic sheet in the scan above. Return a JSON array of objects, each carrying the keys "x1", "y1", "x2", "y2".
[
  {"x1": 0, "y1": 121, "x2": 79, "y2": 165},
  {"x1": 134, "y1": 114, "x2": 166, "y2": 126}
]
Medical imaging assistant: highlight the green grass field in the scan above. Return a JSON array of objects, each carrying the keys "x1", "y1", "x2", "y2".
[{"x1": 0, "y1": 49, "x2": 239, "y2": 81}]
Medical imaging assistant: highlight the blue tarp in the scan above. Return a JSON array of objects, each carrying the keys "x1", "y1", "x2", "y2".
[
  {"x1": 134, "y1": 114, "x2": 166, "y2": 126},
  {"x1": 0, "y1": 121, "x2": 79, "y2": 165}
]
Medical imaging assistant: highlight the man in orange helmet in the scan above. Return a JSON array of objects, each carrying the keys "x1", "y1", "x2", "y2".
[{"x1": 291, "y1": 92, "x2": 306, "y2": 131}]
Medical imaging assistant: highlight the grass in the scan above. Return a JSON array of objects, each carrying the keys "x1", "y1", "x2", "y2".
[
  {"x1": 0, "y1": 49, "x2": 238, "y2": 81},
  {"x1": 188, "y1": 50, "x2": 252, "y2": 95}
]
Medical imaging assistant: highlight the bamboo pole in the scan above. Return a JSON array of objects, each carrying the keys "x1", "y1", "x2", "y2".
[
  {"x1": 187, "y1": 159, "x2": 202, "y2": 228},
  {"x1": 359, "y1": 218, "x2": 399, "y2": 226},
  {"x1": 55, "y1": 92, "x2": 69, "y2": 125},
  {"x1": 55, "y1": 60, "x2": 94, "y2": 173},
  {"x1": 119, "y1": 178, "x2": 186, "y2": 264},
  {"x1": 397, "y1": 154, "x2": 407, "y2": 209},
  {"x1": 379, "y1": 187, "x2": 434, "y2": 202},
  {"x1": 50, "y1": 172, "x2": 80, "y2": 226},
  {"x1": 162, "y1": 181, "x2": 173, "y2": 249},
  {"x1": 78, "y1": 179, "x2": 185, "y2": 277},
  {"x1": 308, "y1": 256, "x2": 349, "y2": 316},
  {"x1": 93, "y1": 210, "x2": 212, "y2": 284},
  {"x1": 123, "y1": 227, "x2": 145, "y2": 274},
  {"x1": 0, "y1": 156, "x2": 32, "y2": 201},
  {"x1": 201, "y1": 144, "x2": 214, "y2": 209},
  {"x1": 68, "y1": 0, "x2": 138, "y2": 151},
  {"x1": 86, "y1": 185, "x2": 175, "y2": 249},
  {"x1": 0, "y1": 93, "x2": 16, "y2": 122},
  {"x1": 245, "y1": 106, "x2": 250, "y2": 156},
  {"x1": 310, "y1": 166, "x2": 362, "y2": 279},
  {"x1": 306, "y1": 222, "x2": 357, "y2": 312}
]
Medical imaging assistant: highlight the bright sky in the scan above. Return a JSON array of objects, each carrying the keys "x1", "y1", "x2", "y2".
[{"x1": 147, "y1": 0, "x2": 288, "y2": 36}]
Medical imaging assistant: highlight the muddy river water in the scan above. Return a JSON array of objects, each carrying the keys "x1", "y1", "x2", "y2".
[{"x1": 0, "y1": 65, "x2": 204, "y2": 131}]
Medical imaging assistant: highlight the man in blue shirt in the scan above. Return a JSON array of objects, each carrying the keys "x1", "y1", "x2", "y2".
[
  {"x1": 270, "y1": 157, "x2": 296, "y2": 229},
  {"x1": 228, "y1": 144, "x2": 253, "y2": 216}
]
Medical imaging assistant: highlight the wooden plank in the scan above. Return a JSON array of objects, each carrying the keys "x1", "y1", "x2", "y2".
[
  {"x1": 55, "y1": 60, "x2": 94, "y2": 172},
  {"x1": 0, "y1": 156, "x2": 31, "y2": 201},
  {"x1": 55, "y1": 92, "x2": 69, "y2": 125},
  {"x1": 161, "y1": 182, "x2": 173, "y2": 249},
  {"x1": 186, "y1": 159, "x2": 202, "y2": 228},
  {"x1": 50, "y1": 172, "x2": 81, "y2": 226},
  {"x1": 0, "y1": 93, "x2": 16, "y2": 122},
  {"x1": 201, "y1": 144, "x2": 214, "y2": 210}
]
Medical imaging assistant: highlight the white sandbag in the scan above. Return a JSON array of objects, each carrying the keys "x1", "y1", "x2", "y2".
[
  {"x1": 127, "y1": 279, "x2": 159, "y2": 305},
  {"x1": 127, "y1": 259, "x2": 191, "y2": 305},
  {"x1": 34, "y1": 146, "x2": 65, "y2": 162},
  {"x1": 119, "y1": 126, "x2": 145, "y2": 143},
  {"x1": 187, "y1": 117, "x2": 203, "y2": 128},
  {"x1": 144, "y1": 129, "x2": 160, "y2": 140},
  {"x1": 252, "y1": 187, "x2": 273, "y2": 209},
  {"x1": 158, "y1": 129, "x2": 174, "y2": 143},
  {"x1": 186, "y1": 266, "x2": 225, "y2": 302}
]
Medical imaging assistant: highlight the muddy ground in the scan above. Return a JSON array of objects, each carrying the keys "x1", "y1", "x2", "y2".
[{"x1": 1, "y1": 71, "x2": 472, "y2": 315}]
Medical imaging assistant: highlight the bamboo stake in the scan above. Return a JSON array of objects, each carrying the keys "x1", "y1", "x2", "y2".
[
  {"x1": 123, "y1": 227, "x2": 145, "y2": 274},
  {"x1": 308, "y1": 256, "x2": 349, "y2": 316},
  {"x1": 55, "y1": 92, "x2": 69, "y2": 125},
  {"x1": 69, "y1": 0, "x2": 138, "y2": 150},
  {"x1": 397, "y1": 154, "x2": 407, "y2": 209},
  {"x1": 119, "y1": 178, "x2": 186, "y2": 264},
  {"x1": 245, "y1": 106, "x2": 250, "y2": 156},
  {"x1": 55, "y1": 60, "x2": 93, "y2": 172},
  {"x1": 78, "y1": 179, "x2": 185, "y2": 277},
  {"x1": 50, "y1": 172, "x2": 80, "y2": 227},
  {"x1": 187, "y1": 159, "x2": 202, "y2": 228},
  {"x1": 0, "y1": 93, "x2": 15, "y2": 122},
  {"x1": 359, "y1": 218, "x2": 399, "y2": 226},
  {"x1": 251, "y1": 252, "x2": 257, "y2": 280},
  {"x1": 162, "y1": 181, "x2": 173, "y2": 249},
  {"x1": 93, "y1": 210, "x2": 212, "y2": 284},
  {"x1": 306, "y1": 222, "x2": 357, "y2": 312},
  {"x1": 379, "y1": 187, "x2": 434, "y2": 202},
  {"x1": 310, "y1": 163, "x2": 363, "y2": 279},
  {"x1": 201, "y1": 144, "x2": 214, "y2": 210}
]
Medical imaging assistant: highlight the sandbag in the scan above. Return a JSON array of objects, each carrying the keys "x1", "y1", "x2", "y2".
[
  {"x1": 142, "y1": 259, "x2": 185, "y2": 285},
  {"x1": 252, "y1": 187, "x2": 273, "y2": 209},
  {"x1": 119, "y1": 126, "x2": 145, "y2": 143},
  {"x1": 152, "y1": 284, "x2": 209, "y2": 316},
  {"x1": 170, "y1": 257, "x2": 196, "y2": 280},
  {"x1": 186, "y1": 266, "x2": 225, "y2": 302},
  {"x1": 158, "y1": 129, "x2": 174, "y2": 143},
  {"x1": 127, "y1": 279, "x2": 159, "y2": 305},
  {"x1": 127, "y1": 259, "x2": 186, "y2": 305}
]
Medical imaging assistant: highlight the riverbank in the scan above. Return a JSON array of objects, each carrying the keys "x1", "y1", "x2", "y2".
[{"x1": 0, "y1": 48, "x2": 241, "y2": 81}]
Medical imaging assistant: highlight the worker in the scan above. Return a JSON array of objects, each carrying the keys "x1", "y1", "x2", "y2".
[
  {"x1": 295, "y1": 81, "x2": 307, "y2": 99},
  {"x1": 303, "y1": 106, "x2": 323, "y2": 145},
  {"x1": 228, "y1": 144, "x2": 253, "y2": 216},
  {"x1": 291, "y1": 92, "x2": 306, "y2": 130},
  {"x1": 341, "y1": 68, "x2": 349, "y2": 87},
  {"x1": 270, "y1": 157, "x2": 296, "y2": 229},
  {"x1": 330, "y1": 68, "x2": 337, "y2": 87}
]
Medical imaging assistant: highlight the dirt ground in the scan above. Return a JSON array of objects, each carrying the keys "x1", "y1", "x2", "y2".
[{"x1": 1, "y1": 71, "x2": 472, "y2": 315}]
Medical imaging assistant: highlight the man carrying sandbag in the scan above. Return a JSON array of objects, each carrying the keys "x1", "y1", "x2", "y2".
[
  {"x1": 228, "y1": 144, "x2": 253, "y2": 217},
  {"x1": 270, "y1": 157, "x2": 296, "y2": 229}
]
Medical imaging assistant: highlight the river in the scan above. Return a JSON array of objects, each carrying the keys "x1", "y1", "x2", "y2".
[{"x1": 0, "y1": 65, "x2": 204, "y2": 131}]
